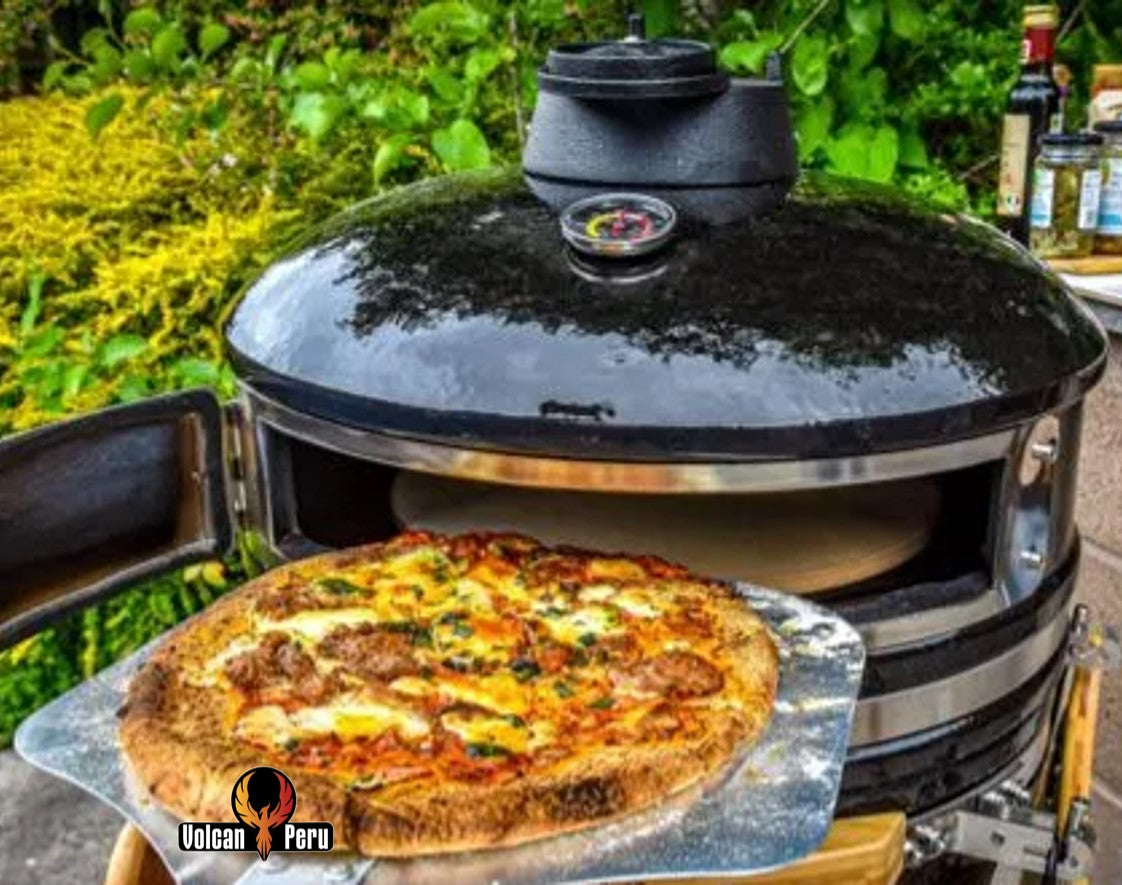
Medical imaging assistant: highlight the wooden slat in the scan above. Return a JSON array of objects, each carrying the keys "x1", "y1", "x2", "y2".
[
  {"x1": 646, "y1": 813, "x2": 905, "y2": 885},
  {"x1": 1046, "y1": 255, "x2": 1122, "y2": 274},
  {"x1": 107, "y1": 814, "x2": 905, "y2": 885},
  {"x1": 104, "y1": 824, "x2": 174, "y2": 885}
]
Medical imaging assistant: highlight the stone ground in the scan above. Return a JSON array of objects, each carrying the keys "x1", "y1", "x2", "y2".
[{"x1": 0, "y1": 750, "x2": 1120, "y2": 883}]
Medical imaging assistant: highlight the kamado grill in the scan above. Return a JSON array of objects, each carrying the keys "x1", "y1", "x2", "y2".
[{"x1": 2, "y1": 16, "x2": 1117, "y2": 885}]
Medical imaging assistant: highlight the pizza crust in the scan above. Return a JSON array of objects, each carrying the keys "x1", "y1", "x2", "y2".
[{"x1": 119, "y1": 534, "x2": 779, "y2": 856}]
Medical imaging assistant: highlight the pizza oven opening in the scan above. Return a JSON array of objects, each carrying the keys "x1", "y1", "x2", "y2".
[{"x1": 260, "y1": 424, "x2": 997, "y2": 602}]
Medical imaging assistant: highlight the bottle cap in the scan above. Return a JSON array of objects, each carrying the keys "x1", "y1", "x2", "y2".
[{"x1": 1023, "y1": 4, "x2": 1059, "y2": 28}]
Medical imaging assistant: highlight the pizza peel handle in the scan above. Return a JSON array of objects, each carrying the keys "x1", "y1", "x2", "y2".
[{"x1": 14, "y1": 586, "x2": 864, "y2": 885}]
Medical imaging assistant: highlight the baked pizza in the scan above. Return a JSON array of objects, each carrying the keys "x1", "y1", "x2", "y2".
[{"x1": 119, "y1": 531, "x2": 779, "y2": 856}]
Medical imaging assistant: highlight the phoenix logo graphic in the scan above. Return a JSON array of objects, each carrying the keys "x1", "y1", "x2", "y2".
[{"x1": 232, "y1": 769, "x2": 296, "y2": 860}]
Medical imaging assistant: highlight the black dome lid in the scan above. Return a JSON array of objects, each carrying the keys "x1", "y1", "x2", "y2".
[{"x1": 225, "y1": 168, "x2": 1106, "y2": 460}]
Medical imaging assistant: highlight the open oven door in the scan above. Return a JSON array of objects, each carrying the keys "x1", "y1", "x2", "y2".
[{"x1": 0, "y1": 389, "x2": 234, "y2": 649}]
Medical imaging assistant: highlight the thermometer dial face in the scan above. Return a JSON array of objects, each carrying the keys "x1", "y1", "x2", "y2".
[{"x1": 560, "y1": 193, "x2": 677, "y2": 257}]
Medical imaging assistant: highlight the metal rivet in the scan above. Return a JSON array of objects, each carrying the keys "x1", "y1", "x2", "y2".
[{"x1": 1030, "y1": 439, "x2": 1059, "y2": 463}]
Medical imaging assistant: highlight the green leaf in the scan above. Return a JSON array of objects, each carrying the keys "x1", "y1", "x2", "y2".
[
  {"x1": 898, "y1": 126, "x2": 928, "y2": 169},
  {"x1": 19, "y1": 273, "x2": 45, "y2": 336},
  {"x1": 791, "y1": 34, "x2": 829, "y2": 96},
  {"x1": 265, "y1": 34, "x2": 288, "y2": 72},
  {"x1": 151, "y1": 24, "x2": 187, "y2": 72},
  {"x1": 198, "y1": 22, "x2": 231, "y2": 59},
  {"x1": 640, "y1": 0, "x2": 678, "y2": 38},
  {"x1": 431, "y1": 119, "x2": 491, "y2": 171},
  {"x1": 888, "y1": 0, "x2": 924, "y2": 41},
  {"x1": 846, "y1": 0, "x2": 884, "y2": 36},
  {"x1": 426, "y1": 66, "x2": 465, "y2": 102},
  {"x1": 91, "y1": 45, "x2": 122, "y2": 84},
  {"x1": 464, "y1": 48, "x2": 501, "y2": 83},
  {"x1": 826, "y1": 122, "x2": 898, "y2": 183},
  {"x1": 42, "y1": 61, "x2": 70, "y2": 90},
  {"x1": 171, "y1": 357, "x2": 221, "y2": 387},
  {"x1": 123, "y1": 49, "x2": 155, "y2": 80},
  {"x1": 200, "y1": 96, "x2": 229, "y2": 131},
  {"x1": 795, "y1": 95, "x2": 835, "y2": 160},
  {"x1": 361, "y1": 87, "x2": 429, "y2": 130},
  {"x1": 294, "y1": 61, "x2": 331, "y2": 91},
  {"x1": 86, "y1": 93, "x2": 124, "y2": 139},
  {"x1": 409, "y1": 2, "x2": 490, "y2": 44},
  {"x1": 21, "y1": 324, "x2": 63, "y2": 358},
  {"x1": 62, "y1": 363, "x2": 89, "y2": 398},
  {"x1": 718, "y1": 33, "x2": 783, "y2": 75},
  {"x1": 100, "y1": 334, "x2": 148, "y2": 368},
  {"x1": 867, "y1": 124, "x2": 899, "y2": 182},
  {"x1": 289, "y1": 92, "x2": 348, "y2": 140},
  {"x1": 848, "y1": 31, "x2": 880, "y2": 70},
  {"x1": 123, "y1": 8, "x2": 162, "y2": 38},
  {"x1": 116, "y1": 374, "x2": 151, "y2": 403},
  {"x1": 373, "y1": 133, "x2": 414, "y2": 184},
  {"x1": 80, "y1": 28, "x2": 112, "y2": 57}
]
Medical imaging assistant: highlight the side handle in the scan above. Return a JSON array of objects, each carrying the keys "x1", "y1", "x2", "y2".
[{"x1": 0, "y1": 389, "x2": 233, "y2": 649}]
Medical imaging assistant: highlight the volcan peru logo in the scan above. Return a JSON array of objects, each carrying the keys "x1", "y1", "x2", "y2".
[
  {"x1": 232, "y1": 768, "x2": 295, "y2": 859},
  {"x1": 178, "y1": 766, "x2": 333, "y2": 859}
]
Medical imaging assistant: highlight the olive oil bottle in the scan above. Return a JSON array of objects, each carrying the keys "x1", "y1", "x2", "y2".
[{"x1": 996, "y1": 4, "x2": 1061, "y2": 245}]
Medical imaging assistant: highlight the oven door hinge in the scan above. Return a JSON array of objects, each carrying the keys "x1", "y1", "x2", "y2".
[
  {"x1": 906, "y1": 785, "x2": 1095, "y2": 880},
  {"x1": 222, "y1": 401, "x2": 252, "y2": 533}
]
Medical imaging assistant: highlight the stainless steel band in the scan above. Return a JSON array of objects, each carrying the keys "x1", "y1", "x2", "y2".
[
  {"x1": 850, "y1": 602, "x2": 1070, "y2": 746},
  {"x1": 244, "y1": 387, "x2": 1015, "y2": 495}
]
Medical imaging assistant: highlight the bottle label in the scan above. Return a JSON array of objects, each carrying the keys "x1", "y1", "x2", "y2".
[
  {"x1": 1079, "y1": 168, "x2": 1102, "y2": 230},
  {"x1": 1100, "y1": 158, "x2": 1122, "y2": 235},
  {"x1": 1030, "y1": 166, "x2": 1055, "y2": 229},
  {"x1": 998, "y1": 114, "x2": 1031, "y2": 217},
  {"x1": 1021, "y1": 25, "x2": 1056, "y2": 65}
]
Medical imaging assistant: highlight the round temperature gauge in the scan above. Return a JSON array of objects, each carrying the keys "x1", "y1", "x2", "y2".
[{"x1": 560, "y1": 193, "x2": 677, "y2": 258}]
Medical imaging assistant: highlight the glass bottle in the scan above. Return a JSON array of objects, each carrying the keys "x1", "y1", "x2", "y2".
[
  {"x1": 996, "y1": 4, "x2": 1061, "y2": 245},
  {"x1": 1030, "y1": 132, "x2": 1103, "y2": 259}
]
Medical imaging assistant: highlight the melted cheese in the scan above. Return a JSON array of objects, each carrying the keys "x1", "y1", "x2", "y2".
[
  {"x1": 236, "y1": 694, "x2": 430, "y2": 746},
  {"x1": 441, "y1": 712, "x2": 530, "y2": 754},
  {"x1": 259, "y1": 607, "x2": 381, "y2": 641},
  {"x1": 391, "y1": 672, "x2": 529, "y2": 716},
  {"x1": 543, "y1": 604, "x2": 622, "y2": 645}
]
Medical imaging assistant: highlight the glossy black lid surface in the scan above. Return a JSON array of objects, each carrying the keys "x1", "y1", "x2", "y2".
[{"x1": 226, "y1": 168, "x2": 1106, "y2": 460}]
